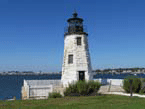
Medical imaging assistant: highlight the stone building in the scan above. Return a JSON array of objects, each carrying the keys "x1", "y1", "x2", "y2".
[
  {"x1": 61, "y1": 11, "x2": 93, "y2": 86},
  {"x1": 21, "y1": 11, "x2": 94, "y2": 99}
]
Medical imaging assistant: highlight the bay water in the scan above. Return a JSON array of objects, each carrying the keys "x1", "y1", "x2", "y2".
[{"x1": 0, "y1": 73, "x2": 145, "y2": 100}]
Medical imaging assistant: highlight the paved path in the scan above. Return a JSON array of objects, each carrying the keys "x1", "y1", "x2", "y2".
[
  {"x1": 98, "y1": 85, "x2": 125, "y2": 93},
  {"x1": 102, "y1": 92, "x2": 145, "y2": 98},
  {"x1": 98, "y1": 85, "x2": 145, "y2": 98}
]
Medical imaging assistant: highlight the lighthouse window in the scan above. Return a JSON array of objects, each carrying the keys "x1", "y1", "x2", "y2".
[
  {"x1": 68, "y1": 55, "x2": 73, "y2": 64},
  {"x1": 77, "y1": 37, "x2": 81, "y2": 45}
]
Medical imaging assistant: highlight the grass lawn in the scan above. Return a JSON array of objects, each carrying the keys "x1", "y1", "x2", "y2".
[{"x1": 0, "y1": 95, "x2": 145, "y2": 109}]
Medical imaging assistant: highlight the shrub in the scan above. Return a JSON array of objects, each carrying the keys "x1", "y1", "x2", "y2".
[
  {"x1": 139, "y1": 80, "x2": 145, "y2": 94},
  {"x1": 123, "y1": 76, "x2": 142, "y2": 93},
  {"x1": 76, "y1": 80, "x2": 89, "y2": 95},
  {"x1": 87, "y1": 80, "x2": 101, "y2": 94},
  {"x1": 64, "y1": 80, "x2": 101, "y2": 96},
  {"x1": 139, "y1": 87, "x2": 145, "y2": 94},
  {"x1": 48, "y1": 92, "x2": 62, "y2": 98},
  {"x1": 64, "y1": 83, "x2": 78, "y2": 96}
]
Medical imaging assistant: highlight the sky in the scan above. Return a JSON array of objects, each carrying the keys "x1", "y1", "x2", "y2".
[{"x1": 0, "y1": 0, "x2": 145, "y2": 72}]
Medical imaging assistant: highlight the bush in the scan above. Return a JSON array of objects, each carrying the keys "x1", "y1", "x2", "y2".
[
  {"x1": 143, "y1": 79, "x2": 145, "y2": 82},
  {"x1": 76, "y1": 80, "x2": 88, "y2": 95},
  {"x1": 64, "y1": 82, "x2": 79, "y2": 96},
  {"x1": 87, "y1": 80, "x2": 101, "y2": 94},
  {"x1": 139, "y1": 80, "x2": 145, "y2": 94},
  {"x1": 123, "y1": 76, "x2": 142, "y2": 93},
  {"x1": 48, "y1": 92, "x2": 62, "y2": 98},
  {"x1": 64, "y1": 80, "x2": 101, "y2": 96},
  {"x1": 139, "y1": 87, "x2": 145, "y2": 94}
]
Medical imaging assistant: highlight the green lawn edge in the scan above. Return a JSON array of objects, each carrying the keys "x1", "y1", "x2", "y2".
[{"x1": 0, "y1": 95, "x2": 145, "y2": 109}]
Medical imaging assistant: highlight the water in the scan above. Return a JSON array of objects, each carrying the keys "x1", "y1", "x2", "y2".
[
  {"x1": 0, "y1": 73, "x2": 145, "y2": 100},
  {"x1": 0, "y1": 74, "x2": 61, "y2": 100},
  {"x1": 94, "y1": 73, "x2": 145, "y2": 79}
]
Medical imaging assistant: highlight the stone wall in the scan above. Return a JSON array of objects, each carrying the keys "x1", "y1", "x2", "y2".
[
  {"x1": 94, "y1": 79, "x2": 124, "y2": 86},
  {"x1": 29, "y1": 85, "x2": 53, "y2": 98},
  {"x1": 21, "y1": 86, "x2": 29, "y2": 100},
  {"x1": 61, "y1": 34, "x2": 93, "y2": 87},
  {"x1": 21, "y1": 80, "x2": 65, "y2": 100}
]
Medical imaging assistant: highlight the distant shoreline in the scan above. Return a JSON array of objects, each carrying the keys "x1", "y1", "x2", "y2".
[{"x1": 0, "y1": 73, "x2": 61, "y2": 76}]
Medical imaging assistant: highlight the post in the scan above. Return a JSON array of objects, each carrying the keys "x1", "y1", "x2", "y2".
[
  {"x1": 129, "y1": 79, "x2": 133, "y2": 97},
  {"x1": 108, "y1": 80, "x2": 112, "y2": 92}
]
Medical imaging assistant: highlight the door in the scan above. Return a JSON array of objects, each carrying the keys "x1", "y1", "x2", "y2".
[{"x1": 79, "y1": 71, "x2": 85, "y2": 81}]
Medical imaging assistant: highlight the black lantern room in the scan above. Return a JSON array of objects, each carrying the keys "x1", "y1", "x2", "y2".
[{"x1": 64, "y1": 11, "x2": 88, "y2": 36}]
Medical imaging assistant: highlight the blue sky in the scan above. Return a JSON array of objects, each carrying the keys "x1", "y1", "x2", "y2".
[{"x1": 0, "y1": 0, "x2": 145, "y2": 72}]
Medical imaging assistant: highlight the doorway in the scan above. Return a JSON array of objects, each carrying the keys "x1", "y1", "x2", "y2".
[{"x1": 79, "y1": 71, "x2": 85, "y2": 81}]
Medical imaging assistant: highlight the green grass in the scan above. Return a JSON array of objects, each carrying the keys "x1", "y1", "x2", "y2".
[{"x1": 0, "y1": 95, "x2": 145, "y2": 109}]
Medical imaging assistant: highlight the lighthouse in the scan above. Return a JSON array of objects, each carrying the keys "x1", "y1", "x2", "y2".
[
  {"x1": 21, "y1": 11, "x2": 94, "y2": 99},
  {"x1": 61, "y1": 11, "x2": 93, "y2": 87}
]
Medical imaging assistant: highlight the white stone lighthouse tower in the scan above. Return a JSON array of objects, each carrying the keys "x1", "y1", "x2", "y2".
[{"x1": 61, "y1": 12, "x2": 93, "y2": 86}]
